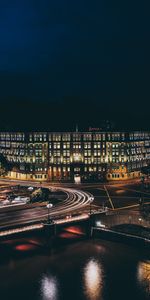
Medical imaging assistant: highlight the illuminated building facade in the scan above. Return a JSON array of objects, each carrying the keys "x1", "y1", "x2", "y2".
[{"x1": 0, "y1": 131, "x2": 150, "y2": 182}]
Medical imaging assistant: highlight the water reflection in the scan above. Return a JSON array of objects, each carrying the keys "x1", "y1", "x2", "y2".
[
  {"x1": 83, "y1": 258, "x2": 104, "y2": 300},
  {"x1": 137, "y1": 260, "x2": 150, "y2": 296},
  {"x1": 40, "y1": 274, "x2": 59, "y2": 300}
]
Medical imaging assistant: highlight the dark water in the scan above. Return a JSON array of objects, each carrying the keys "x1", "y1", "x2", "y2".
[{"x1": 0, "y1": 236, "x2": 149, "y2": 300}]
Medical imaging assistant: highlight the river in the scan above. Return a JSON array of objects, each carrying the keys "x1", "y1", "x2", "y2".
[{"x1": 0, "y1": 235, "x2": 149, "y2": 300}]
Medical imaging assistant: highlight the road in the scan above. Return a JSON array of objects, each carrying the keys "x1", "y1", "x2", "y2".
[
  {"x1": 0, "y1": 179, "x2": 150, "y2": 229},
  {"x1": 0, "y1": 180, "x2": 93, "y2": 228},
  {"x1": 79, "y1": 182, "x2": 150, "y2": 211}
]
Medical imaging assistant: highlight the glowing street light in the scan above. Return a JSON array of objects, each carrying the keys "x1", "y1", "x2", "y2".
[
  {"x1": 47, "y1": 203, "x2": 53, "y2": 223},
  {"x1": 89, "y1": 196, "x2": 94, "y2": 215}
]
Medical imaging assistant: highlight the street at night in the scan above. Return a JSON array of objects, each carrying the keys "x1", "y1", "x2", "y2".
[
  {"x1": 0, "y1": 182, "x2": 150, "y2": 300},
  {"x1": 0, "y1": 1, "x2": 150, "y2": 299},
  {"x1": 0, "y1": 179, "x2": 150, "y2": 229}
]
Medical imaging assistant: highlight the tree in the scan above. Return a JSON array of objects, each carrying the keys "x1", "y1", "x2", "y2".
[
  {"x1": 141, "y1": 166, "x2": 150, "y2": 177},
  {"x1": 0, "y1": 154, "x2": 11, "y2": 176},
  {"x1": 30, "y1": 187, "x2": 50, "y2": 203},
  {"x1": 30, "y1": 188, "x2": 43, "y2": 202}
]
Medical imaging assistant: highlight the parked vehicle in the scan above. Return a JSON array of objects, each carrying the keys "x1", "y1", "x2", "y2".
[{"x1": 12, "y1": 196, "x2": 30, "y2": 204}]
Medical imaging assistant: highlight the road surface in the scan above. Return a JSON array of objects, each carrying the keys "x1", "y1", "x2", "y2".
[{"x1": 0, "y1": 181, "x2": 93, "y2": 228}]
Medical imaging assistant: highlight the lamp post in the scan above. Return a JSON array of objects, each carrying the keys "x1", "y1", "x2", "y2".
[
  {"x1": 89, "y1": 196, "x2": 94, "y2": 216},
  {"x1": 47, "y1": 203, "x2": 53, "y2": 224},
  {"x1": 88, "y1": 196, "x2": 94, "y2": 238}
]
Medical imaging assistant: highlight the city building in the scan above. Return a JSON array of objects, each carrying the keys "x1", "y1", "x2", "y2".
[{"x1": 0, "y1": 131, "x2": 150, "y2": 182}]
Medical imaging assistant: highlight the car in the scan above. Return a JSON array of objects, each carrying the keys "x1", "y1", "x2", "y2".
[
  {"x1": 28, "y1": 186, "x2": 34, "y2": 191},
  {"x1": 13, "y1": 196, "x2": 30, "y2": 203},
  {"x1": 2, "y1": 200, "x2": 10, "y2": 206}
]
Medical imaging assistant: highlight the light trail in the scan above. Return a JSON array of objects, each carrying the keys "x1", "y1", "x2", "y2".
[
  {"x1": 0, "y1": 224, "x2": 44, "y2": 237},
  {"x1": 0, "y1": 214, "x2": 90, "y2": 237},
  {"x1": 0, "y1": 180, "x2": 94, "y2": 229}
]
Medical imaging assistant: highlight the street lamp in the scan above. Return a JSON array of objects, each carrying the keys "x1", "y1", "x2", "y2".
[
  {"x1": 89, "y1": 196, "x2": 94, "y2": 216},
  {"x1": 88, "y1": 196, "x2": 94, "y2": 238},
  {"x1": 47, "y1": 203, "x2": 53, "y2": 223}
]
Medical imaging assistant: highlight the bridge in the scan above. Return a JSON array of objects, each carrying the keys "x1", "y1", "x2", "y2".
[
  {"x1": 0, "y1": 213, "x2": 90, "y2": 237},
  {"x1": 94, "y1": 209, "x2": 150, "y2": 228},
  {"x1": 0, "y1": 208, "x2": 149, "y2": 247}
]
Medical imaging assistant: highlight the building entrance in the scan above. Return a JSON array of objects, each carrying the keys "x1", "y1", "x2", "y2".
[{"x1": 74, "y1": 174, "x2": 81, "y2": 184}]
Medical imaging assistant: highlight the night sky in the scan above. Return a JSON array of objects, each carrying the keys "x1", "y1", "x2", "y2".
[{"x1": 0, "y1": 1, "x2": 150, "y2": 131}]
